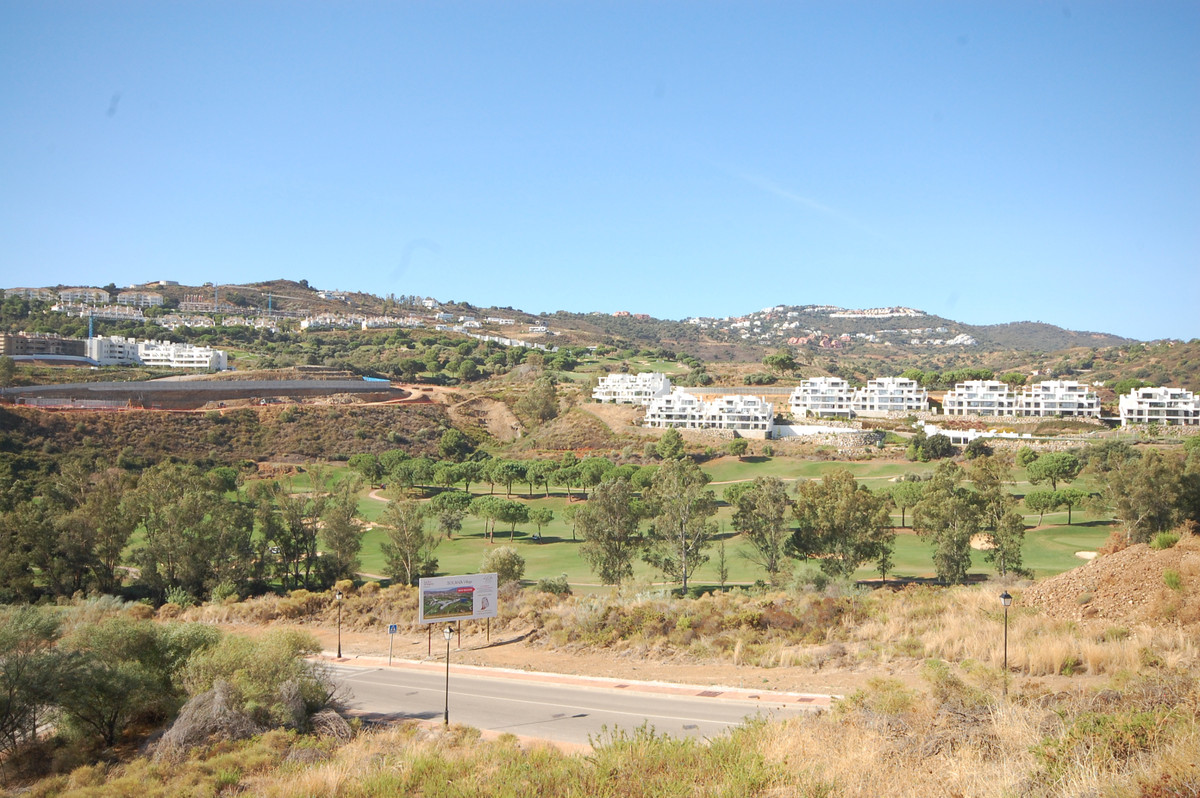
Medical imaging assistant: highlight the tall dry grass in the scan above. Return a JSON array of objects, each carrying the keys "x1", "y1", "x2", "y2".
[{"x1": 30, "y1": 660, "x2": 1194, "y2": 798}]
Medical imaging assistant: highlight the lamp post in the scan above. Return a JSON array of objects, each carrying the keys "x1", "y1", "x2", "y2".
[
  {"x1": 1000, "y1": 591, "x2": 1012, "y2": 698},
  {"x1": 335, "y1": 591, "x2": 343, "y2": 659},
  {"x1": 443, "y1": 624, "x2": 454, "y2": 726}
]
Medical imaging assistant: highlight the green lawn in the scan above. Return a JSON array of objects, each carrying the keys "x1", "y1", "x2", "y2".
[{"x1": 701, "y1": 456, "x2": 935, "y2": 486}]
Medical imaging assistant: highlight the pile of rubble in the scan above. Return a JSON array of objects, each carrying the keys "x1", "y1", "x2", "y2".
[{"x1": 1022, "y1": 532, "x2": 1199, "y2": 627}]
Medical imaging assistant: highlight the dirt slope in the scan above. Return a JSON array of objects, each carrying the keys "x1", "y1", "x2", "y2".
[{"x1": 1023, "y1": 532, "x2": 1200, "y2": 627}]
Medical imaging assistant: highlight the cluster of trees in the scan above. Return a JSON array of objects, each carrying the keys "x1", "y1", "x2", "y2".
[
  {"x1": 576, "y1": 459, "x2": 718, "y2": 592},
  {"x1": 0, "y1": 459, "x2": 366, "y2": 605},
  {"x1": 1087, "y1": 440, "x2": 1200, "y2": 544},
  {"x1": 899, "y1": 368, "x2": 1022, "y2": 390},
  {"x1": 0, "y1": 606, "x2": 333, "y2": 771},
  {"x1": 906, "y1": 429, "x2": 956, "y2": 461}
]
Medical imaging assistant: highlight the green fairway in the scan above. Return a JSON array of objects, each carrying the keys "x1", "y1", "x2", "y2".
[
  {"x1": 701, "y1": 456, "x2": 934, "y2": 486},
  {"x1": 241, "y1": 454, "x2": 1113, "y2": 592}
]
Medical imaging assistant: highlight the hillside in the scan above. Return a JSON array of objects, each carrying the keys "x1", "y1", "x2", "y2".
[{"x1": 0, "y1": 401, "x2": 452, "y2": 464}]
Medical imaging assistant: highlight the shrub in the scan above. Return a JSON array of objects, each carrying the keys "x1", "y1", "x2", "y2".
[
  {"x1": 164, "y1": 586, "x2": 196, "y2": 609},
  {"x1": 210, "y1": 580, "x2": 240, "y2": 605},
  {"x1": 480, "y1": 546, "x2": 526, "y2": 586},
  {"x1": 841, "y1": 677, "x2": 917, "y2": 716},
  {"x1": 178, "y1": 628, "x2": 330, "y2": 732},
  {"x1": 536, "y1": 575, "x2": 571, "y2": 596},
  {"x1": 1163, "y1": 570, "x2": 1183, "y2": 592},
  {"x1": 1151, "y1": 532, "x2": 1180, "y2": 550}
]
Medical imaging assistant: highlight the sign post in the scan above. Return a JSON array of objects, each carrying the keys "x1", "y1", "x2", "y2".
[
  {"x1": 387, "y1": 623, "x2": 398, "y2": 666},
  {"x1": 418, "y1": 574, "x2": 497, "y2": 730}
]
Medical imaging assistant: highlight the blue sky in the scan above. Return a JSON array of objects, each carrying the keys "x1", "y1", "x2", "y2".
[{"x1": 1, "y1": 2, "x2": 1196, "y2": 341}]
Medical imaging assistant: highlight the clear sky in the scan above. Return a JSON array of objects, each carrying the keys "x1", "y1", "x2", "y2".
[{"x1": 1, "y1": 2, "x2": 1196, "y2": 341}]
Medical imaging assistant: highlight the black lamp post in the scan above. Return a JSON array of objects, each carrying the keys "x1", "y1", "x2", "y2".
[
  {"x1": 1000, "y1": 591, "x2": 1012, "y2": 697},
  {"x1": 443, "y1": 624, "x2": 454, "y2": 725},
  {"x1": 335, "y1": 590, "x2": 343, "y2": 659}
]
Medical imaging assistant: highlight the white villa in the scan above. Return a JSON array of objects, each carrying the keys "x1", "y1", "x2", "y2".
[
  {"x1": 851, "y1": 377, "x2": 929, "y2": 416},
  {"x1": 86, "y1": 336, "x2": 228, "y2": 370},
  {"x1": 592, "y1": 372, "x2": 673, "y2": 405},
  {"x1": 1118, "y1": 386, "x2": 1200, "y2": 426},
  {"x1": 1016, "y1": 380, "x2": 1100, "y2": 418},
  {"x1": 789, "y1": 377, "x2": 852, "y2": 418},
  {"x1": 941, "y1": 380, "x2": 1018, "y2": 417},
  {"x1": 643, "y1": 390, "x2": 775, "y2": 438}
]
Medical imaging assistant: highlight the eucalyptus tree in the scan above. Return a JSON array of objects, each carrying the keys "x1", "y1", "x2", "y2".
[
  {"x1": 380, "y1": 500, "x2": 438, "y2": 586},
  {"x1": 730, "y1": 476, "x2": 793, "y2": 585},
  {"x1": 791, "y1": 470, "x2": 893, "y2": 580},
  {"x1": 577, "y1": 476, "x2": 643, "y2": 586},
  {"x1": 912, "y1": 461, "x2": 979, "y2": 584},
  {"x1": 642, "y1": 459, "x2": 717, "y2": 593}
]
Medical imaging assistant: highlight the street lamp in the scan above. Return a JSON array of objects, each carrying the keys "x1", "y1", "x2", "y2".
[
  {"x1": 1000, "y1": 591, "x2": 1012, "y2": 698},
  {"x1": 335, "y1": 591, "x2": 344, "y2": 659},
  {"x1": 443, "y1": 624, "x2": 454, "y2": 726}
]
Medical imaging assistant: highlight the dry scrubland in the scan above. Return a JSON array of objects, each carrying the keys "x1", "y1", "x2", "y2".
[{"x1": 57, "y1": 534, "x2": 1193, "y2": 798}]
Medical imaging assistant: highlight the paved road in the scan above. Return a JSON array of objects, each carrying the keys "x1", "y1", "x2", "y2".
[{"x1": 325, "y1": 659, "x2": 830, "y2": 746}]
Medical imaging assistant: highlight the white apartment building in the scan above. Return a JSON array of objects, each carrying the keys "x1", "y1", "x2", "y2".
[
  {"x1": 4, "y1": 287, "x2": 57, "y2": 302},
  {"x1": 1118, "y1": 386, "x2": 1200, "y2": 426},
  {"x1": 86, "y1": 336, "x2": 228, "y2": 370},
  {"x1": 643, "y1": 390, "x2": 705, "y2": 427},
  {"x1": 789, "y1": 377, "x2": 852, "y2": 418},
  {"x1": 851, "y1": 377, "x2": 929, "y2": 415},
  {"x1": 58, "y1": 288, "x2": 110, "y2": 304},
  {"x1": 592, "y1": 372, "x2": 672, "y2": 405},
  {"x1": 1016, "y1": 380, "x2": 1100, "y2": 418},
  {"x1": 157, "y1": 314, "x2": 216, "y2": 330},
  {"x1": 55, "y1": 303, "x2": 144, "y2": 321},
  {"x1": 703, "y1": 395, "x2": 775, "y2": 436},
  {"x1": 138, "y1": 340, "x2": 228, "y2": 370},
  {"x1": 86, "y1": 336, "x2": 140, "y2": 365},
  {"x1": 116, "y1": 291, "x2": 164, "y2": 307},
  {"x1": 942, "y1": 380, "x2": 1017, "y2": 416},
  {"x1": 643, "y1": 390, "x2": 774, "y2": 438}
]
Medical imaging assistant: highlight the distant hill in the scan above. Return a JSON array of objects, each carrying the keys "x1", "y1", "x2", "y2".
[{"x1": 963, "y1": 321, "x2": 1130, "y2": 351}]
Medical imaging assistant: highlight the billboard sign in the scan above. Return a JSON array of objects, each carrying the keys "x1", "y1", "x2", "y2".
[{"x1": 418, "y1": 573, "x2": 499, "y2": 624}]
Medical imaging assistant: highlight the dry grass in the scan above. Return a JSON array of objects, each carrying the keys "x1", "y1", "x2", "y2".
[{"x1": 26, "y1": 661, "x2": 1196, "y2": 798}]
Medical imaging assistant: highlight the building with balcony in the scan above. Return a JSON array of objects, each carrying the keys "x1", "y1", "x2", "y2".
[
  {"x1": 789, "y1": 377, "x2": 852, "y2": 418},
  {"x1": 86, "y1": 336, "x2": 228, "y2": 370},
  {"x1": 58, "y1": 288, "x2": 110, "y2": 304},
  {"x1": 643, "y1": 390, "x2": 774, "y2": 438},
  {"x1": 3, "y1": 287, "x2": 57, "y2": 302},
  {"x1": 53, "y1": 303, "x2": 144, "y2": 321},
  {"x1": 592, "y1": 372, "x2": 673, "y2": 405},
  {"x1": 116, "y1": 291, "x2": 164, "y2": 307},
  {"x1": 851, "y1": 377, "x2": 929, "y2": 416},
  {"x1": 1118, "y1": 387, "x2": 1200, "y2": 426},
  {"x1": 941, "y1": 380, "x2": 1017, "y2": 416},
  {"x1": 1016, "y1": 380, "x2": 1100, "y2": 418},
  {"x1": 0, "y1": 332, "x2": 86, "y2": 358}
]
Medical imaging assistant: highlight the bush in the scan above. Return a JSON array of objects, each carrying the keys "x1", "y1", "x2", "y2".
[
  {"x1": 480, "y1": 546, "x2": 526, "y2": 586},
  {"x1": 1151, "y1": 532, "x2": 1180, "y2": 550},
  {"x1": 536, "y1": 575, "x2": 571, "y2": 596},
  {"x1": 1163, "y1": 570, "x2": 1183, "y2": 592},
  {"x1": 164, "y1": 586, "x2": 196, "y2": 609},
  {"x1": 178, "y1": 629, "x2": 331, "y2": 732}
]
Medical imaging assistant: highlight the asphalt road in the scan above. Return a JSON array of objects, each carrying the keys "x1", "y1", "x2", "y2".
[{"x1": 326, "y1": 659, "x2": 830, "y2": 746}]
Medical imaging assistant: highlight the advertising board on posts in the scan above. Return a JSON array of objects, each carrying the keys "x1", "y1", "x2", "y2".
[{"x1": 418, "y1": 573, "x2": 499, "y2": 624}]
